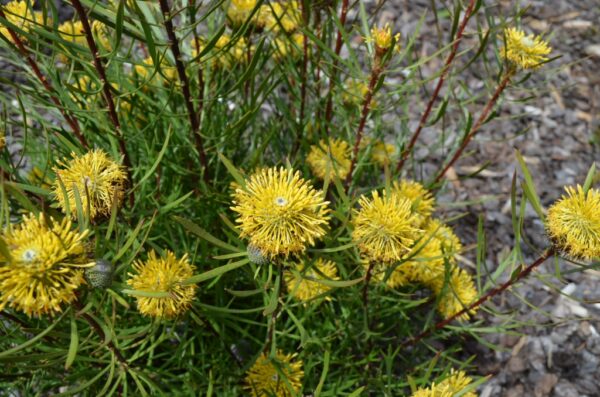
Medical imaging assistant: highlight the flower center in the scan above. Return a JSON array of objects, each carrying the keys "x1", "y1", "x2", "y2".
[
  {"x1": 274, "y1": 197, "x2": 288, "y2": 207},
  {"x1": 521, "y1": 36, "x2": 535, "y2": 48},
  {"x1": 21, "y1": 249, "x2": 37, "y2": 262}
]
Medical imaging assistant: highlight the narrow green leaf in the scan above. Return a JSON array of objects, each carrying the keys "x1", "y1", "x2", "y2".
[
  {"x1": 217, "y1": 152, "x2": 247, "y2": 189},
  {"x1": 0, "y1": 310, "x2": 68, "y2": 358},
  {"x1": 515, "y1": 150, "x2": 544, "y2": 219},
  {"x1": 174, "y1": 216, "x2": 239, "y2": 252},
  {"x1": 182, "y1": 258, "x2": 249, "y2": 285},
  {"x1": 582, "y1": 162, "x2": 597, "y2": 193},
  {"x1": 65, "y1": 313, "x2": 79, "y2": 370},
  {"x1": 122, "y1": 289, "x2": 171, "y2": 298}
]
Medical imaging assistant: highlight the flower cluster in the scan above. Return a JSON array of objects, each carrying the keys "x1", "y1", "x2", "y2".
[
  {"x1": 231, "y1": 167, "x2": 330, "y2": 258},
  {"x1": 127, "y1": 250, "x2": 197, "y2": 318},
  {"x1": 411, "y1": 369, "x2": 477, "y2": 397},
  {"x1": 500, "y1": 27, "x2": 551, "y2": 70},
  {"x1": 244, "y1": 350, "x2": 304, "y2": 397},
  {"x1": 52, "y1": 149, "x2": 128, "y2": 221},
  {"x1": 0, "y1": 0, "x2": 43, "y2": 44},
  {"x1": 284, "y1": 258, "x2": 338, "y2": 303},
  {"x1": 0, "y1": 213, "x2": 91, "y2": 317},
  {"x1": 546, "y1": 185, "x2": 600, "y2": 260},
  {"x1": 353, "y1": 181, "x2": 478, "y2": 320},
  {"x1": 306, "y1": 138, "x2": 352, "y2": 181}
]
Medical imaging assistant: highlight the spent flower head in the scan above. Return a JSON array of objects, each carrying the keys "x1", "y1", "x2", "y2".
[
  {"x1": 0, "y1": 213, "x2": 91, "y2": 317},
  {"x1": 53, "y1": 149, "x2": 128, "y2": 221},
  {"x1": 284, "y1": 258, "x2": 338, "y2": 302},
  {"x1": 306, "y1": 138, "x2": 352, "y2": 181},
  {"x1": 500, "y1": 27, "x2": 551, "y2": 70},
  {"x1": 412, "y1": 369, "x2": 477, "y2": 397},
  {"x1": 352, "y1": 190, "x2": 422, "y2": 263},
  {"x1": 244, "y1": 350, "x2": 304, "y2": 397},
  {"x1": 546, "y1": 185, "x2": 600, "y2": 260},
  {"x1": 231, "y1": 167, "x2": 330, "y2": 258},
  {"x1": 127, "y1": 250, "x2": 197, "y2": 318}
]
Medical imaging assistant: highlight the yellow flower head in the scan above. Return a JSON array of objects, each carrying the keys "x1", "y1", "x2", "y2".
[
  {"x1": 0, "y1": 130, "x2": 5, "y2": 151},
  {"x1": 284, "y1": 258, "x2": 338, "y2": 302},
  {"x1": 191, "y1": 34, "x2": 248, "y2": 69},
  {"x1": 342, "y1": 79, "x2": 376, "y2": 108},
  {"x1": 272, "y1": 33, "x2": 304, "y2": 60},
  {"x1": 261, "y1": 1, "x2": 301, "y2": 33},
  {"x1": 370, "y1": 23, "x2": 399, "y2": 53},
  {"x1": 392, "y1": 180, "x2": 436, "y2": 223},
  {"x1": 135, "y1": 56, "x2": 178, "y2": 84},
  {"x1": 127, "y1": 250, "x2": 197, "y2": 318},
  {"x1": 546, "y1": 185, "x2": 600, "y2": 260},
  {"x1": 500, "y1": 27, "x2": 551, "y2": 70},
  {"x1": 371, "y1": 140, "x2": 396, "y2": 167},
  {"x1": 226, "y1": 0, "x2": 259, "y2": 26},
  {"x1": 244, "y1": 350, "x2": 304, "y2": 397},
  {"x1": 0, "y1": 0, "x2": 43, "y2": 44},
  {"x1": 0, "y1": 213, "x2": 91, "y2": 317},
  {"x1": 306, "y1": 138, "x2": 351, "y2": 181},
  {"x1": 412, "y1": 369, "x2": 477, "y2": 397},
  {"x1": 430, "y1": 266, "x2": 478, "y2": 321},
  {"x1": 231, "y1": 167, "x2": 331, "y2": 258},
  {"x1": 352, "y1": 190, "x2": 422, "y2": 263},
  {"x1": 53, "y1": 149, "x2": 128, "y2": 221},
  {"x1": 58, "y1": 20, "x2": 86, "y2": 46}
]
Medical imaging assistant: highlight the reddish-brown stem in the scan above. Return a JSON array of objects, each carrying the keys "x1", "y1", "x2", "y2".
[
  {"x1": 433, "y1": 72, "x2": 512, "y2": 184},
  {"x1": 263, "y1": 262, "x2": 284, "y2": 354},
  {"x1": 323, "y1": 0, "x2": 349, "y2": 133},
  {"x1": 344, "y1": 62, "x2": 383, "y2": 191},
  {"x1": 0, "y1": 8, "x2": 88, "y2": 148},
  {"x1": 70, "y1": 0, "x2": 133, "y2": 202},
  {"x1": 72, "y1": 296, "x2": 129, "y2": 368},
  {"x1": 291, "y1": 1, "x2": 310, "y2": 157},
  {"x1": 395, "y1": 0, "x2": 477, "y2": 174},
  {"x1": 157, "y1": 0, "x2": 209, "y2": 182},
  {"x1": 402, "y1": 249, "x2": 554, "y2": 348}
]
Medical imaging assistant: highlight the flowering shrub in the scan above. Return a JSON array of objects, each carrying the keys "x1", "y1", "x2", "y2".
[{"x1": 0, "y1": 0, "x2": 596, "y2": 395}]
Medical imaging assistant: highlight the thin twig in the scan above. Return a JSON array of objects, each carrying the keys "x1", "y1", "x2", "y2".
[
  {"x1": 323, "y1": 0, "x2": 349, "y2": 134},
  {"x1": 344, "y1": 61, "x2": 383, "y2": 191},
  {"x1": 402, "y1": 248, "x2": 554, "y2": 348},
  {"x1": 157, "y1": 0, "x2": 209, "y2": 182},
  {"x1": 292, "y1": 0, "x2": 310, "y2": 157},
  {"x1": 362, "y1": 262, "x2": 375, "y2": 326},
  {"x1": 70, "y1": 0, "x2": 133, "y2": 200},
  {"x1": 263, "y1": 262, "x2": 284, "y2": 354},
  {"x1": 0, "y1": 8, "x2": 88, "y2": 148},
  {"x1": 433, "y1": 71, "x2": 512, "y2": 184},
  {"x1": 73, "y1": 296, "x2": 129, "y2": 368},
  {"x1": 395, "y1": 0, "x2": 477, "y2": 174}
]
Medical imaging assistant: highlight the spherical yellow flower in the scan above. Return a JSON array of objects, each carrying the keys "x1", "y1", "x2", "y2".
[
  {"x1": 371, "y1": 140, "x2": 396, "y2": 167},
  {"x1": 0, "y1": 213, "x2": 91, "y2": 317},
  {"x1": 226, "y1": 0, "x2": 259, "y2": 26},
  {"x1": 127, "y1": 250, "x2": 197, "y2": 318},
  {"x1": 231, "y1": 167, "x2": 330, "y2": 258},
  {"x1": 306, "y1": 138, "x2": 351, "y2": 181},
  {"x1": 0, "y1": 131, "x2": 5, "y2": 151},
  {"x1": 135, "y1": 56, "x2": 178, "y2": 84},
  {"x1": 500, "y1": 27, "x2": 551, "y2": 70},
  {"x1": 261, "y1": 1, "x2": 301, "y2": 33},
  {"x1": 412, "y1": 369, "x2": 477, "y2": 397},
  {"x1": 392, "y1": 180, "x2": 436, "y2": 222},
  {"x1": 284, "y1": 258, "x2": 338, "y2": 302},
  {"x1": 244, "y1": 350, "x2": 304, "y2": 397},
  {"x1": 352, "y1": 190, "x2": 422, "y2": 263},
  {"x1": 430, "y1": 266, "x2": 478, "y2": 321},
  {"x1": 53, "y1": 149, "x2": 128, "y2": 221},
  {"x1": 58, "y1": 20, "x2": 86, "y2": 47},
  {"x1": 546, "y1": 185, "x2": 600, "y2": 260},
  {"x1": 272, "y1": 33, "x2": 304, "y2": 60},
  {"x1": 0, "y1": 0, "x2": 43, "y2": 44},
  {"x1": 191, "y1": 34, "x2": 248, "y2": 69},
  {"x1": 342, "y1": 79, "x2": 376, "y2": 108}
]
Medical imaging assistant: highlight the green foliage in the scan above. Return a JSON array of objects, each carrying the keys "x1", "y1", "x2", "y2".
[{"x1": 0, "y1": 0, "x2": 584, "y2": 396}]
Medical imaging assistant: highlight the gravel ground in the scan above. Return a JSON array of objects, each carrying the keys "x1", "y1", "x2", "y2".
[{"x1": 370, "y1": 0, "x2": 600, "y2": 395}]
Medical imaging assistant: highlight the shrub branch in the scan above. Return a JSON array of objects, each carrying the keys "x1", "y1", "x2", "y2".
[
  {"x1": 0, "y1": 8, "x2": 88, "y2": 149},
  {"x1": 395, "y1": 0, "x2": 478, "y2": 174},
  {"x1": 402, "y1": 248, "x2": 555, "y2": 347}
]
